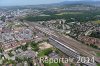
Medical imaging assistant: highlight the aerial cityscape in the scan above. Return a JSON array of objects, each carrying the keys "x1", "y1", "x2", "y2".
[{"x1": 0, "y1": 0, "x2": 100, "y2": 66}]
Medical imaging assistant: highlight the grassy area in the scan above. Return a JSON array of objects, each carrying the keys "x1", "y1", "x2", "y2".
[
  {"x1": 38, "y1": 48, "x2": 52, "y2": 57},
  {"x1": 96, "y1": 52, "x2": 100, "y2": 57},
  {"x1": 44, "y1": 59, "x2": 63, "y2": 66},
  {"x1": 56, "y1": 12, "x2": 82, "y2": 15},
  {"x1": 38, "y1": 50, "x2": 45, "y2": 57},
  {"x1": 94, "y1": 20, "x2": 100, "y2": 24},
  {"x1": 44, "y1": 63, "x2": 60, "y2": 66},
  {"x1": 97, "y1": 63, "x2": 100, "y2": 66}
]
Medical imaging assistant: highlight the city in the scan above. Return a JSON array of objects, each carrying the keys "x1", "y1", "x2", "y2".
[{"x1": 0, "y1": 0, "x2": 100, "y2": 66}]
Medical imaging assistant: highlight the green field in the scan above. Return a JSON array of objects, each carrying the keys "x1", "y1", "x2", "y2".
[
  {"x1": 97, "y1": 63, "x2": 100, "y2": 66},
  {"x1": 38, "y1": 48, "x2": 52, "y2": 57},
  {"x1": 94, "y1": 20, "x2": 100, "y2": 24},
  {"x1": 44, "y1": 63, "x2": 60, "y2": 66},
  {"x1": 96, "y1": 52, "x2": 100, "y2": 57},
  {"x1": 56, "y1": 12, "x2": 82, "y2": 15}
]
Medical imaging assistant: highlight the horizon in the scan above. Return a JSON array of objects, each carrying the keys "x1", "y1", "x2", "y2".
[{"x1": 0, "y1": 0, "x2": 100, "y2": 6}]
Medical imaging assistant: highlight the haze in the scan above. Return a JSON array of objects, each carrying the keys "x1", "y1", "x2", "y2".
[{"x1": 0, "y1": 0, "x2": 99, "y2": 6}]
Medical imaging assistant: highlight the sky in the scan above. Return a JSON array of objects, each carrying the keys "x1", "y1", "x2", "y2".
[{"x1": 0, "y1": 0, "x2": 99, "y2": 6}]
